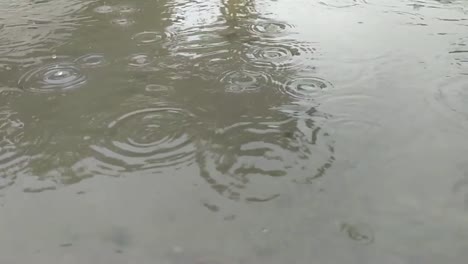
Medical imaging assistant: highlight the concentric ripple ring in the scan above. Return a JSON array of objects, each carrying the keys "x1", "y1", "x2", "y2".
[{"x1": 18, "y1": 62, "x2": 87, "y2": 93}]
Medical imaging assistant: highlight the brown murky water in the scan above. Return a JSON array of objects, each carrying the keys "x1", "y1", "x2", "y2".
[{"x1": 0, "y1": 0, "x2": 467, "y2": 263}]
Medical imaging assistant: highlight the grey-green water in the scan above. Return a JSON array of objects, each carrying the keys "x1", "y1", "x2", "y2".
[{"x1": 1, "y1": 0, "x2": 468, "y2": 263}]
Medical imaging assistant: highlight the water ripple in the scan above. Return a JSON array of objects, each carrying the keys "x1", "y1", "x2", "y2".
[
  {"x1": 90, "y1": 104, "x2": 197, "y2": 174},
  {"x1": 0, "y1": 0, "x2": 91, "y2": 67},
  {"x1": 111, "y1": 17, "x2": 134, "y2": 27},
  {"x1": 18, "y1": 62, "x2": 87, "y2": 93},
  {"x1": 246, "y1": 19, "x2": 294, "y2": 37},
  {"x1": 132, "y1": 31, "x2": 165, "y2": 45},
  {"x1": 218, "y1": 69, "x2": 272, "y2": 93},
  {"x1": 195, "y1": 112, "x2": 335, "y2": 201},
  {"x1": 127, "y1": 54, "x2": 157, "y2": 69},
  {"x1": 280, "y1": 76, "x2": 333, "y2": 100},
  {"x1": 74, "y1": 53, "x2": 107, "y2": 68},
  {"x1": 242, "y1": 41, "x2": 316, "y2": 71}
]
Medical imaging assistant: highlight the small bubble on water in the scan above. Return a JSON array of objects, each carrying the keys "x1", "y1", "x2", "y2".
[{"x1": 52, "y1": 54, "x2": 57, "y2": 59}]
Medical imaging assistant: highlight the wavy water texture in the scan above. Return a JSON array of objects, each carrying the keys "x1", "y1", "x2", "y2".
[
  {"x1": 195, "y1": 111, "x2": 335, "y2": 201},
  {"x1": 0, "y1": 107, "x2": 30, "y2": 190},
  {"x1": 0, "y1": 0, "x2": 91, "y2": 67},
  {"x1": 319, "y1": 0, "x2": 368, "y2": 8}
]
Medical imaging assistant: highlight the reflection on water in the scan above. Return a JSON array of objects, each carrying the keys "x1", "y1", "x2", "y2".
[{"x1": 0, "y1": 0, "x2": 468, "y2": 262}]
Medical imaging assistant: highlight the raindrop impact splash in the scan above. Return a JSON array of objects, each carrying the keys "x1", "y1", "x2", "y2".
[
  {"x1": 280, "y1": 77, "x2": 333, "y2": 100},
  {"x1": 127, "y1": 54, "x2": 155, "y2": 68},
  {"x1": 18, "y1": 63, "x2": 87, "y2": 93},
  {"x1": 247, "y1": 20, "x2": 293, "y2": 37},
  {"x1": 242, "y1": 42, "x2": 315, "y2": 70},
  {"x1": 132, "y1": 31, "x2": 164, "y2": 45},
  {"x1": 219, "y1": 70, "x2": 272, "y2": 93}
]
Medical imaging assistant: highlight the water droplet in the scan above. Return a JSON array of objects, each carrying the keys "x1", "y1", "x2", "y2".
[{"x1": 18, "y1": 63, "x2": 87, "y2": 93}]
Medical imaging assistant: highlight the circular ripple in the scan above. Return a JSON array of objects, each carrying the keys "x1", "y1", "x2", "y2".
[
  {"x1": 90, "y1": 106, "x2": 196, "y2": 174},
  {"x1": 111, "y1": 18, "x2": 135, "y2": 27},
  {"x1": 74, "y1": 54, "x2": 107, "y2": 68},
  {"x1": 219, "y1": 70, "x2": 271, "y2": 93},
  {"x1": 127, "y1": 54, "x2": 155, "y2": 67},
  {"x1": 247, "y1": 20, "x2": 293, "y2": 36},
  {"x1": 18, "y1": 63, "x2": 87, "y2": 93},
  {"x1": 242, "y1": 42, "x2": 315, "y2": 70},
  {"x1": 93, "y1": 5, "x2": 114, "y2": 14},
  {"x1": 281, "y1": 77, "x2": 333, "y2": 100},
  {"x1": 132, "y1": 31, "x2": 164, "y2": 44}
]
